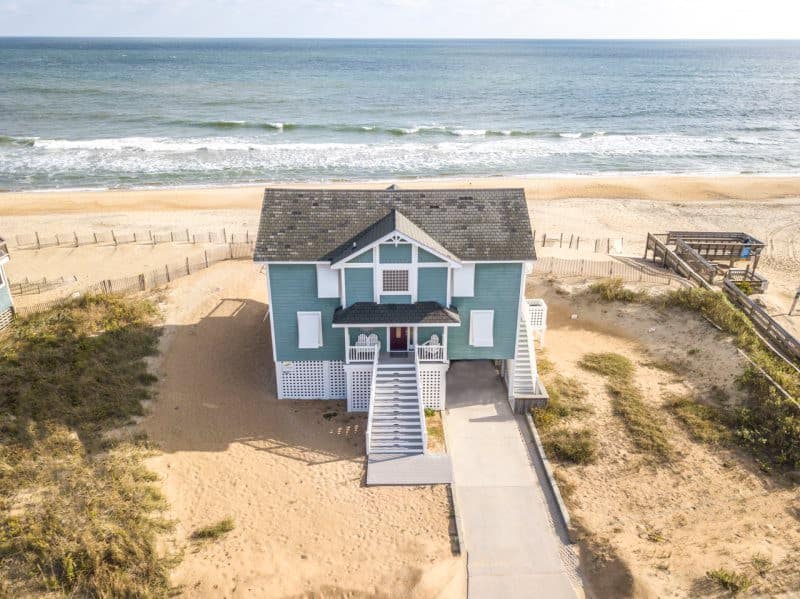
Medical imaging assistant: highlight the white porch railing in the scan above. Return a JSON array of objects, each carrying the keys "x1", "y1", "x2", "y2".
[
  {"x1": 348, "y1": 344, "x2": 379, "y2": 363},
  {"x1": 525, "y1": 298, "x2": 548, "y2": 346},
  {"x1": 364, "y1": 343, "x2": 381, "y2": 456},
  {"x1": 415, "y1": 343, "x2": 446, "y2": 362},
  {"x1": 413, "y1": 346, "x2": 429, "y2": 454}
]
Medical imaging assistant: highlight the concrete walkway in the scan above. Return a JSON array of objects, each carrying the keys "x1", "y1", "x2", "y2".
[{"x1": 445, "y1": 361, "x2": 578, "y2": 599}]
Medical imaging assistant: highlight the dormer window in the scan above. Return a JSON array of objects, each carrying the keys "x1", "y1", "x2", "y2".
[{"x1": 382, "y1": 269, "x2": 409, "y2": 293}]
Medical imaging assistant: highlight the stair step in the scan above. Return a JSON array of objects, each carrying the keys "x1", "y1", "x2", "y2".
[
  {"x1": 371, "y1": 433, "x2": 422, "y2": 440},
  {"x1": 370, "y1": 442, "x2": 424, "y2": 451}
]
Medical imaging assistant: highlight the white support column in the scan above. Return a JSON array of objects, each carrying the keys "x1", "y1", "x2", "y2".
[
  {"x1": 411, "y1": 245, "x2": 418, "y2": 302},
  {"x1": 442, "y1": 327, "x2": 448, "y2": 359},
  {"x1": 344, "y1": 327, "x2": 350, "y2": 363}
]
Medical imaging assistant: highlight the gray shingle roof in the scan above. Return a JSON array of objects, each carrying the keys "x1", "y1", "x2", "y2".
[
  {"x1": 332, "y1": 302, "x2": 461, "y2": 326},
  {"x1": 254, "y1": 188, "x2": 536, "y2": 262}
]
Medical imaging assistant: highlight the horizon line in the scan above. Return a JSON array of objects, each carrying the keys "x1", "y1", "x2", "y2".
[{"x1": 2, "y1": 35, "x2": 800, "y2": 42}]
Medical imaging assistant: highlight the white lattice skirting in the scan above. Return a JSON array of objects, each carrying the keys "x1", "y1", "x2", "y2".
[
  {"x1": 275, "y1": 360, "x2": 346, "y2": 400},
  {"x1": 345, "y1": 365, "x2": 373, "y2": 412},
  {"x1": 419, "y1": 363, "x2": 448, "y2": 410},
  {"x1": 0, "y1": 308, "x2": 12, "y2": 331}
]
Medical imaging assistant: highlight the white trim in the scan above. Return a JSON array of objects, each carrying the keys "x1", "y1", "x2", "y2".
[
  {"x1": 340, "y1": 268, "x2": 347, "y2": 308},
  {"x1": 452, "y1": 263, "x2": 476, "y2": 297},
  {"x1": 297, "y1": 311, "x2": 323, "y2": 349},
  {"x1": 262, "y1": 260, "x2": 330, "y2": 265},
  {"x1": 411, "y1": 245, "x2": 418, "y2": 302},
  {"x1": 340, "y1": 263, "x2": 372, "y2": 268},
  {"x1": 462, "y1": 260, "x2": 527, "y2": 264},
  {"x1": 469, "y1": 309, "x2": 495, "y2": 347},
  {"x1": 330, "y1": 230, "x2": 461, "y2": 269},
  {"x1": 379, "y1": 267, "x2": 412, "y2": 295},
  {"x1": 316, "y1": 264, "x2": 340, "y2": 298},
  {"x1": 265, "y1": 265, "x2": 278, "y2": 363},
  {"x1": 332, "y1": 321, "x2": 460, "y2": 328}
]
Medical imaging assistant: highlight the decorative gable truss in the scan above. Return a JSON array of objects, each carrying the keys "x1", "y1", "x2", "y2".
[{"x1": 331, "y1": 229, "x2": 462, "y2": 305}]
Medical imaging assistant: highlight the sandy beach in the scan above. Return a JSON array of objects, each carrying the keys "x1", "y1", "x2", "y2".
[{"x1": 2, "y1": 175, "x2": 800, "y2": 216}]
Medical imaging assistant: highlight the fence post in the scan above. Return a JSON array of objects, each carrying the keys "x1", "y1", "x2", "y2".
[
  {"x1": 56, "y1": 234, "x2": 60, "y2": 246},
  {"x1": 186, "y1": 229, "x2": 190, "y2": 243},
  {"x1": 148, "y1": 230, "x2": 153, "y2": 242},
  {"x1": 165, "y1": 265, "x2": 170, "y2": 283},
  {"x1": 542, "y1": 233, "x2": 547, "y2": 247},
  {"x1": 208, "y1": 231, "x2": 212, "y2": 243},
  {"x1": 170, "y1": 231, "x2": 174, "y2": 242},
  {"x1": 223, "y1": 228, "x2": 227, "y2": 243},
  {"x1": 607, "y1": 238, "x2": 611, "y2": 254},
  {"x1": 204, "y1": 250, "x2": 209, "y2": 268},
  {"x1": 246, "y1": 230, "x2": 249, "y2": 243},
  {"x1": 94, "y1": 232, "x2": 98, "y2": 244},
  {"x1": 594, "y1": 239, "x2": 599, "y2": 253},
  {"x1": 74, "y1": 232, "x2": 78, "y2": 247},
  {"x1": 111, "y1": 230, "x2": 117, "y2": 246},
  {"x1": 559, "y1": 233, "x2": 563, "y2": 248},
  {"x1": 186, "y1": 257, "x2": 190, "y2": 275},
  {"x1": 133, "y1": 232, "x2": 137, "y2": 243},
  {"x1": 35, "y1": 231, "x2": 41, "y2": 249},
  {"x1": 576, "y1": 236, "x2": 580, "y2": 251}
]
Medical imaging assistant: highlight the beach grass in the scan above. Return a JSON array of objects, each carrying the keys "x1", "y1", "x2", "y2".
[
  {"x1": 0, "y1": 295, "x2": 172, "y2": 597},
  {"x1": 579, "y1": 352, "x2": 672, "y2": 461}
]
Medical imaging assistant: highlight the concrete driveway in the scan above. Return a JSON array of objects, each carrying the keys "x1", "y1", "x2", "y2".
[{"x1": 445, "y1": 360, "x2": 578, "y2": 599}]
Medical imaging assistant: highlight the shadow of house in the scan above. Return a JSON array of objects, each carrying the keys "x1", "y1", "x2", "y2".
[{"x1": 144, "y1": 296, "x2": 367, "y2": 465}]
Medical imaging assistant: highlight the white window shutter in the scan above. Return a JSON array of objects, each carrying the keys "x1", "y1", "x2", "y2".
[
  {"x1": 469, "y1": 310, "x2": 494, "y2": 347},
  {"x1": 297, "y1": 311, "x2": 323, "y2": 348},
  {"x1": 452, "y1": 264, "x2": 475, "y2": 297},
  {"x1": 316, "y1": 265, "x2": 340, "y2": 298}
]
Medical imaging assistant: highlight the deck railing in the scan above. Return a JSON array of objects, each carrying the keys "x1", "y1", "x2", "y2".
[
  {"x1": 525, "y1": 298, "x2": 548, "y2": 345},
  {"x1": 413, "y1": 347, "x2": 429, "y2": 454},
  {"x1": 415, "y1": 343, "x2": 445, "y2": 362},
  {"x1": 348, "y1": 344, "x2": 379, "y2": 363},
  {"x1": 364, "y1": 343, "x2": 381, "y2": 456}
]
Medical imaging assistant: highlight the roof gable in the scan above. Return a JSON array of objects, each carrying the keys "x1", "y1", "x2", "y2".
[{"x1": 254, "y1": 188, "x2": 536, "y2": 263}]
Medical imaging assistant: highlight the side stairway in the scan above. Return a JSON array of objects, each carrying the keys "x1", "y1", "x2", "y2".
[
  {"x1": 512, "y1": 315, "x2": 540, "y2": 398},
  {"x1": 368, "y1": 363, "x2": 425, "y2": 454}
]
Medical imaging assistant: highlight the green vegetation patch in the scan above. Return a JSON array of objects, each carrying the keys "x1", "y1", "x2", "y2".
[
  {"x1": 532, "y1": 355, "x2": 597, "y2": 465},
  {"x1": 579, "y1": 352, "x2": 672, "y2": 461},
  {"x1": 0, "y1": 295, "x2": 171, "y2": 597},
  {"x1": 587, "y1": 277, "x2": 648, "y2": 303},
  {"x1": 191, "y1": 518, "x2": 235, "y2": 541},
  {"x1": 664, "y1": 392, "x2": 734, "y2": 446},
  {"x1": 706, "y1": 568, "x2": 753, "y2": 594},
  {"x1": 543, "y1": 428, "x2": 598, "y2": 464}
]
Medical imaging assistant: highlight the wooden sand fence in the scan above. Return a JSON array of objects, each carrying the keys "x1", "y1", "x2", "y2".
[
  {"x1": 532, "y1": 256, "x2": 675, "y2": 284},
  {"x1": 532, "y1": 231, "x2": 625, "y2": 254},
  {"x1": 14, "y1": 242, "x2": 255, "y2": 317},
  {"x1": 12, "y1": 228, "x2": 256, "y2": 250}
]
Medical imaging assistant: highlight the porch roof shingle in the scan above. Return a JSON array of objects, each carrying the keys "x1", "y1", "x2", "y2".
[
  {"x1": 332, "y1": 301, "x2": 461, "y2": 326},
  {"x1": 254, "y1": 188, "x2": 536, "y2": 263}
]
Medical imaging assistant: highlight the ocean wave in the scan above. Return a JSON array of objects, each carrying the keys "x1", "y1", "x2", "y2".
[{"x1": 0, "y1": 135, "x2": 37, "y2": 146}]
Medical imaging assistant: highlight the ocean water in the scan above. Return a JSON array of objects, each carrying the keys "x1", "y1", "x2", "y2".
[{"x1": 1, "y1": 38, "x2": 800, "y2": 191}]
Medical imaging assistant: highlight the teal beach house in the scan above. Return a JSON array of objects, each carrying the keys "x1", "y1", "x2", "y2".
[
  {"x1": 254, "y1": 188, "x2": 548, "y2": 455},
  {"x1": 0, "y1": 237, "x2": 14, "y2": 330}
]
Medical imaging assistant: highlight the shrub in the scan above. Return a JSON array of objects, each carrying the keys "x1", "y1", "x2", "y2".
[
  {"x1": 191, "y1": 518, "x2": 235, "y2": 541},
  {"x1": 579, "y1": 352, "x2": 635, "y2": 381},
  {"x1": 706, "y1": 568, "x2": 752, "y2": 594},
  {"x1": 544, "y1": 428, "x2": 598, "y2": 464},
  {"x1": 587, "y1": 278, "x2": 648, "y2": 303}
]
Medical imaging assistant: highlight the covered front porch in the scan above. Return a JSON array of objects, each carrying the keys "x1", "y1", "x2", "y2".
[{"x1": 332, "y1": 300, "x2": 460, "y2": 365}]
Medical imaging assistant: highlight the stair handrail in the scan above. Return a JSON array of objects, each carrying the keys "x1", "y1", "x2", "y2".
[
  {"x1": 414, "y1": 350, "x2": 428, "y2": 454},
  {"x1": 365, "y1": 341, "x2": 381, "y2": 456},
  {"x1": 520, "y1": 299, "x2": 540, "y2": 389}
]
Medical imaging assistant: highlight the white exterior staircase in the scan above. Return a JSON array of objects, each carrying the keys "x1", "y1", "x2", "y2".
[
  {"x1": 367, "y1": 363, "x2": 426, "y2": 455},
  {"x1": 513, "y1": 316, "x2": 540, "y2": 397}
]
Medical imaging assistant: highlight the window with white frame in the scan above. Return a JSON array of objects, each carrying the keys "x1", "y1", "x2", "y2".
[
  {"x1": 452, "y1": 264, "x2": 475, "y2": 297},
  {"x1": 469, "y1": 309, "x2": 494, "y2": 347},
  {"x1": 381, "y1": 269, "x2": 409, "y2": 293},
  {"x1": 297, "y1": 311, "x2": 323, "y2": 348}
]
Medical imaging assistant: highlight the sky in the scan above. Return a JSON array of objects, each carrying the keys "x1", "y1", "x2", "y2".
[{"x1": 1, "y1": 0, "x2": 800, "y2": 38}]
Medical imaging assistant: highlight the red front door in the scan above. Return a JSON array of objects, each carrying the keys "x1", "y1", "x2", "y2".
[{"x1": 389, "y1": 327, "x2": 408, "y2": 351}]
